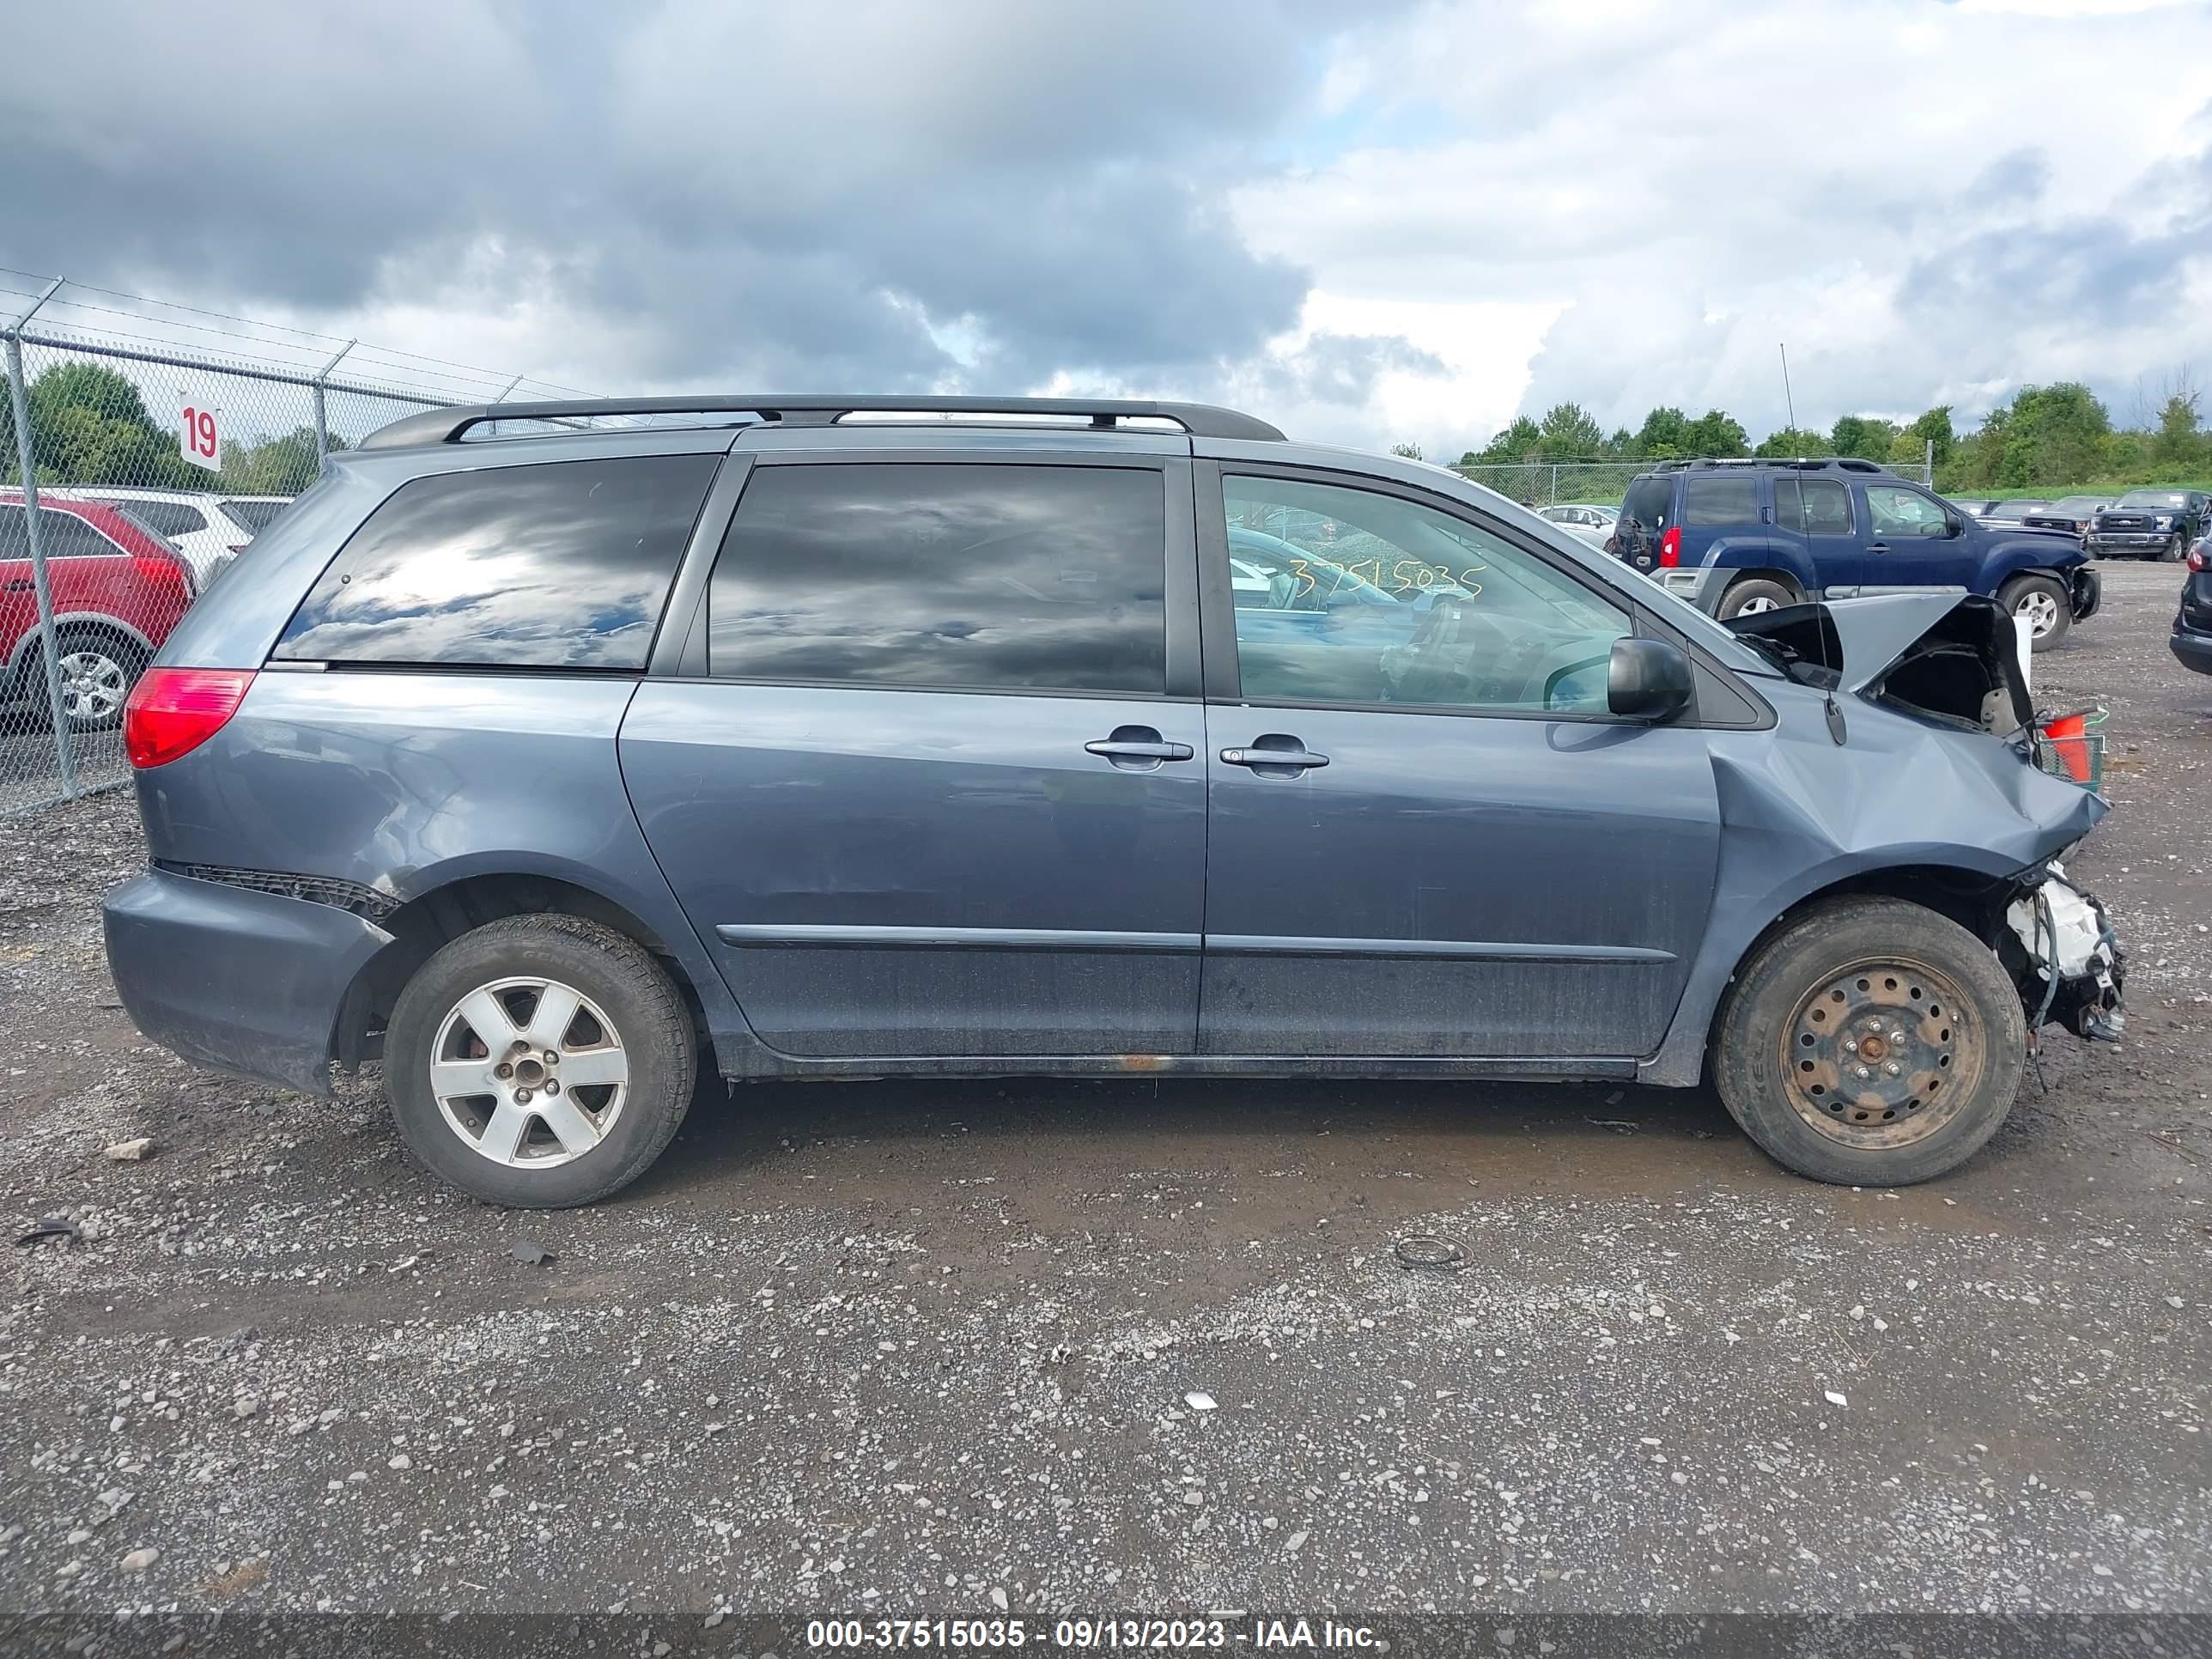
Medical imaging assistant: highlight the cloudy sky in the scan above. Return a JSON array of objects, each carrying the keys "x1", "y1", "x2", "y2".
[{"x1": 7, "y1": 0, "x2": 2209, "y2": 456}]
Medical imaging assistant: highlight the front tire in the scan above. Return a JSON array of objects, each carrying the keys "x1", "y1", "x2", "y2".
[
  {"x1": 2159, "y1": 533, "x2": 2185, "y2": 563},
  {"x1": 1712, "y1": 896, "x2": 2027, "y2": 1187},
  {"x1": 384, "y1": 915, "x2": 698, "y2": 1207},
  {"x1": 1997, "y1": 574, "x2": 2070, "y2": 649}
]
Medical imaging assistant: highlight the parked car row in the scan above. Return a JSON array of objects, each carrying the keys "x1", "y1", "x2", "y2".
[
  {"x1": 1603, "y1": 457, "x2": 2100, "y2": 645},
  {"x1": 1, "y1": 488, "x2": 290, "y2": 732},
  {"x1": 1950, "y1": 490, "x2": 2206, "y2": 562}
]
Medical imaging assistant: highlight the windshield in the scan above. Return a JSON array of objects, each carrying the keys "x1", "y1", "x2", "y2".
[
  {"x1": 2050, "y1": 496, "x2": 2106, "y2": 514},
  {"x1": 2117, "y1": 490, "x2": 2186, "y2": 509}
]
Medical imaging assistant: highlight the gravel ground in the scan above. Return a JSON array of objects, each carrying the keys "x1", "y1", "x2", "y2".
[{"x1": 0, "y1": 562, "x2": 2207, "y2": 1633}]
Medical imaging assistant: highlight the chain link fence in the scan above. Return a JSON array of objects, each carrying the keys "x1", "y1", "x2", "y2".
[
  {"x1": 1451, "y1": 454, "x2": 1936, "y2": 510},
  {"x1": 0, "y1": 272, "x2": 590, "y2": 816}
]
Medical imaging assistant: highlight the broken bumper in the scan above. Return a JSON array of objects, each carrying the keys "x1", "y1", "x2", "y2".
[
  {"x1": 2006, "y1": 863, "x2": 2124, "y2": 1042},
  {"x1": 102, "y1": 869, "x2": 392, "y2": 1095},
  {"x1": 2068, "y1": 566, "x2": 2101, "y2": 621}
]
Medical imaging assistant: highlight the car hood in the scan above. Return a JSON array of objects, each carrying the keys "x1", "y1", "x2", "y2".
[{"x1": 1727, "y1": 592, "x2": 2034, "y2": 727}]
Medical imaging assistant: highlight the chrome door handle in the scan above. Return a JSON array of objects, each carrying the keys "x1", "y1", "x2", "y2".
[
  {"x1": 1085, "y1": 739, "x2": 1194, "y2": 761},
  {"x1": 1220, "y1": 745, "x2": 1329, "y2": 770}
]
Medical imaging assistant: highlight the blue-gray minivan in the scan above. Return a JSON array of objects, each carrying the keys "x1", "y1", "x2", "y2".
[{"x1": 102, "y1": 398, "x2": 2124, "y2": 1206}]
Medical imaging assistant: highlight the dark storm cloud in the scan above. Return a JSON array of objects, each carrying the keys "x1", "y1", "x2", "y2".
[
  {"x1": 1899, "y1": 138, "x2": 2209, "y2": 338},
  {"x1": 3, "y1": 0, "x2": 1403, "y2": 396}
]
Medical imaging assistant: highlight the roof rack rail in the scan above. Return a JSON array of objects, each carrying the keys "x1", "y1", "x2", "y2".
[
  {"x1": 1649, "y1": 456, "x2": 1893, "y2": 475},
  {"x1": 358, "y1": 395, "x2": 1286, "y2": 451}
]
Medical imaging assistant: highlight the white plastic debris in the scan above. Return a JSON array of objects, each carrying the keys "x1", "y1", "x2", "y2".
[
  {"x1": 1184, "y1": 1391, "x2": 1218, "y2": 1412},
  {"x1": 1824, "y1": 1390, "x2": 1848, "y2": 1408}
]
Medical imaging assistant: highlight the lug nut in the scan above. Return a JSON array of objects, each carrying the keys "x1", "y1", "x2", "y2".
[
  {"x1": 495, "y1": 1062, "x2": 513, "y2": 1079},
  {"x1": 544, "y1": 1079, "x2": 560, "y2": 1095},
  {"x1": 1843, "y1": 1039, "x2": 1858, "y2": 1054},
  {"x1": 1856, "y1": 1066, "x2": 1871, "y2": 1079},
  {"x1": 515, "y1": 1088, "x2": 533, "y2": 1104},
  {"x1": 543, "y1": 1050, "x2": 558, "y2": 1066},
  {"x1": 1884, "y1": 1061, "x2": 1901, "y2": 1078}
]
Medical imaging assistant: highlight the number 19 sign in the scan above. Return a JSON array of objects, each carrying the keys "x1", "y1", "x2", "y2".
[{"x1": 179, "y1": 392, "x2": 222, "y2": 472}]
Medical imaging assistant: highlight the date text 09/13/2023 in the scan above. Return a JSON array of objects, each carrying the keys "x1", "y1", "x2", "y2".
[{"x1": 804, "y1": 1617, "x2": 1382, "y2": 1650}]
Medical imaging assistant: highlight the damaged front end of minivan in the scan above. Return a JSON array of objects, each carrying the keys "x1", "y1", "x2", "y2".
[{"x1": 1727, "y1": 592, "x2": 2126, "y2": 1048}]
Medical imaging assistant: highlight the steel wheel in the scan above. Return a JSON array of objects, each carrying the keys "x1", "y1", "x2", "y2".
[
  {"x1": 2013, "y1": 588, "x2": 2061, "y2": 638},
  {"x1": 57, "y1": 649, "x2": 129, "y2": 726},
  {"x1": 1779, "y1": 957, "x2": 1985, "y2": 1151},
  {"x1": 430, "y1": 975, "x2": 630, "y2": 1169}
]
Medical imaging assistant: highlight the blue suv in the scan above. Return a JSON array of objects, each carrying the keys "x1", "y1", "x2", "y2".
[
  {"x1": 101, "y1": 398, "x2": 2122, "y2": 1206},
  {"x1": 1607, "y1": 459, "x2": 2100, "y2": 647}
]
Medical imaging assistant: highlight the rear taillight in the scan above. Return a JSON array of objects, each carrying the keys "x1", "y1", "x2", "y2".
[
  {"x1": 124, "y1": 668, "x2": 255, "y2": 769},
  {"x1": 1658, "y1": 526, "x2": 1682, "y2": 568},
  {"x1": 2191, "y1": 547, "x2": 2209, "y2": 573}
]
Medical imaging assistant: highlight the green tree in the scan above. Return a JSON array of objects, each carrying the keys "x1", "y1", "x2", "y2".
[
  {"x1": 1830, "y1": 414, "x2": 1900, "y2": 461},
  {"x1": 1534, "y1": 401, "x2": 1608, "y2": 460},
  {"x1": 0, "y1": 362, "x2": 201, "y2": 488},
  {"x1": 218, "y1": 426, "x2": 337, "y2": 495},
  {"x1": 1994, "y1": 382, "x2": 2111, "y2": 488},
  {"x1": 2152, "y1": 391, "x2": 2203, "y2": 471},
  {"x1": 1631, "y1": 406, "x2": 1690, "y2": 459},
  {"x1": 1463, "y1": 415, "x2": 1541, "y2": 465},
  {"x1": 1905, "y1": 405, "x2": 1954, "y2": 465},
  {"x1": 1754, "y1": 425, "x2": 1834, "y2": 459},
  {"x1": 1681, "y1": 410, "x2": 1748, "y2": 457}
]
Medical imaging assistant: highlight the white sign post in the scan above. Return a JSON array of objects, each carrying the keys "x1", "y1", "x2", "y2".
[{"x1": 179, "y1": 391, "x2": 222, "y2": 473}]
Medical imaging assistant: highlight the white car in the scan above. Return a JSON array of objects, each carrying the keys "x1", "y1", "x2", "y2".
[
  {"x1": 64, "y1": 488, "x2": 289, "y2": 585},
  {"x1": 1538, "y1": 502, "x2": 1619, "y2": 532}
]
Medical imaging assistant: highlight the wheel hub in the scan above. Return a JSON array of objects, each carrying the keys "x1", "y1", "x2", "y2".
[
  {"x1": 429, "y1": 976, "x2": 629, "y2": 1169},
  {"x1": 1783, "y1": 960, "x2": 1981, "y2": 1148}
]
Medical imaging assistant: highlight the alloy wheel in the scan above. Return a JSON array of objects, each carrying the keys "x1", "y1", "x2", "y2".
[
  {"x1": 429, "y1": 975, "x2": 629, "y2": 1168},
  {"x1": 57, "y1": 650, "x2": 127, "y2": 726},
  {"x1": 2014, "y1": 590, "x2": 2061, "y2": 638}
]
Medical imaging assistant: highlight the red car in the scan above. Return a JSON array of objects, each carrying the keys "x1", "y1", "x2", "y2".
[{"x1": 3, "y1": 492, "x2": 196, "y2": 732}]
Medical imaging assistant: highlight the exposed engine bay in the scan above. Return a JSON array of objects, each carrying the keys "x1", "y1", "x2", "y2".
[
  {"x1": 2003, "y1": 862, "x2": 2125, "y2": 1042},
  {"x1": 1727, "y1": 592, "x2": 2032, "y2": 738}
]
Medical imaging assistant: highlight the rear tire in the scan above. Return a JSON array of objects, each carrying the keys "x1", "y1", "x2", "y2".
[
  {"x1": 1717, "y1": 577, "x2": 1798, "y2": 620},
  {"x1": 1997, "y1": 574, "x2": 2070, "y2": 649},
  {"x1": 1712, "y1": 896, "x2": 2026, "y2": 1187},
  {"x1": 384, "y1": 915, "x2": 698, "y2": 1207},
  {"x1": 41, "y1": 629, "x2": 143, "y2": 732}
]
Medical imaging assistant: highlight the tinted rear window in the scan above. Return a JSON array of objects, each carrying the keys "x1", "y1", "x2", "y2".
[
  {"x1": 1681, "y1": 474, "x2": 1760, "y2": 527},
  {"x1": 0, "y1": 506, "x2": 124, "y2": 560},
  {"x1": 222, "y1": 498, "x2": 289, "y2": 532},
  {"x1": 1619, "y1": 477, "x2": 1673, "y2": 531},
  {"x1": 97, "y1": 499, "x2": 205, "y2": 538},
  {"x1": 275, "y1": 455, "x2": 716, "y2": 669},
  {"x1": 706, "y1": 463, "x2": 1165, "y2": 693}
]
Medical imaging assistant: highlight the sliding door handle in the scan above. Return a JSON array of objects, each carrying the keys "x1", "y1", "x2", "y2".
[
  {"x1": 1085, "y1": 739, "x2": 1194, "y2": 761},
  {"x1": 1221, "y1": 743, "x2": 1329, "y2": 772},
  {"x1": 1085, "y1": 726, "x2": 1194, "y2": 770}
]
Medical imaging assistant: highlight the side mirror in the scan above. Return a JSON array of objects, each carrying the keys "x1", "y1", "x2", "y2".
[
  {"x1": 1943, "y1": 514, "x2": 1964, "y2": 538},
  {"x1": 1607, "y1": 636, "x2": 1694, "y2": 722}
]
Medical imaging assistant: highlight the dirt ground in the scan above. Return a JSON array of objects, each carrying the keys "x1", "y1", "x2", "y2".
[{"x1": 1, "y1": 562, "x2": 2207, "y2": 1633}]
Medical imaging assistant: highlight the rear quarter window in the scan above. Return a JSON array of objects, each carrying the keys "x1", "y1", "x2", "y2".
[
  {"x1": 1619, "y1": 477, "x2": 1674, "y2": 531},
  {"x1": 1681, "y1": 475, "x2": 1760, "y2": 528},
  {"x1": 274, "y1": 455, "x2": 717, "y2": 669}
]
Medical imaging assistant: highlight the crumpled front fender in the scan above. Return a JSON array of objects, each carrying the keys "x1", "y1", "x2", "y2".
[{"x1": 1640, "y1": 690, "x2": 2107, "y2": 1086}]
